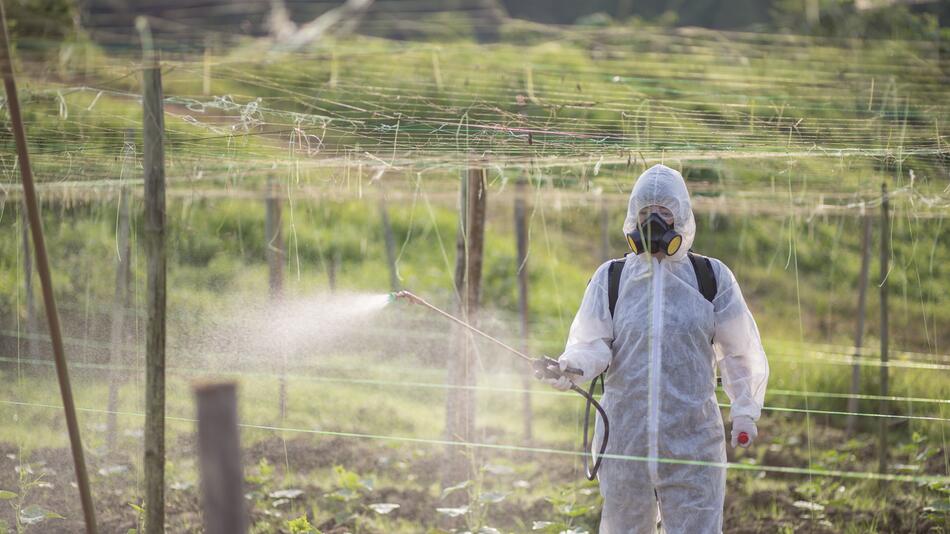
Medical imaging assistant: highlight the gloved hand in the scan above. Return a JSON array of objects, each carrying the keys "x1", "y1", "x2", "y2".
[
  {"x1": 730, "y1": 416, "x2": 758, "y2": 448},
  {"x1": 535, "y1": 356, "x2": 584, "y2": 391}
]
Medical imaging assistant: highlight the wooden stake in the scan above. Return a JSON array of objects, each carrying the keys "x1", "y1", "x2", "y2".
[
  {"x1": 431, "y1": 50, "x2": 443, "y2": 92},
  {"x1": 514, "y1": 177, "x2": 533, "y2": 441},
  {"x1": 265, "y1": 175, "x2": 284, "y2": 300},
  {"x1": 328, "y1": 252, "x2": 338, "y2": 292},
  {"x1": 202, "y1": 37, "x2": 212, "y2": 96},
  {"x1": 463, "y1": 167, "x2": 486, "y2": 316},
  {"x1": 445, "y1": 166, "x2": 486, "y2": 484},
  {"x1": 140, "y1": 20, "x2": 167, "y2": 531},
  {"x1": 107, "y1": 185, "x2": 132, "y2": 452},
  {"x1": 195, "y1": 382, "x2": 248, "y2": 534},
  {"x1": 380, "y1": 196, "x2": 399, "y2": 291},
  {"x1": 877, "y1": 183, "x2": 890, "y2": 479},
  {"x1": 0, "y1": 5, "x2": 98, "y2": 532},
  {"x1": 265, "y1": 176, "x2": 286, "y2": 419},
  {"x1": 846, "y1": 213, "x2": 871, "y2": 437}
]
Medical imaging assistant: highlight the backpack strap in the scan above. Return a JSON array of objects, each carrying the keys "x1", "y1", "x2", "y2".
[
  {"x1": 607, "y1": 258, "x2": 626, "y2": 318},
  {"x1": 608, "y1": 253, "x2": 717, "y2": 316},
  {"x1": 687, "y1": 251, "x2": 718, "y2": 304}
]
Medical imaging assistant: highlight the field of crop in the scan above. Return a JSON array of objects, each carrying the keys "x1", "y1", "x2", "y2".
[{"x1": 0, "y1": 9, "x2": 948, "y2": 533}]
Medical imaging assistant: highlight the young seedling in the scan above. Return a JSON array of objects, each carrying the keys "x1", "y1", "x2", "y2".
[{"x1": 2, "y1": 462, "x2": 64, "y2": 533}]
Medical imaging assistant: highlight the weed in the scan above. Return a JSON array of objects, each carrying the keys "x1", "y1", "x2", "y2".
[
  {"x1": 287, "y1": 514, "x2": 322, "y2": 534},
  {"x1": 1, "y1": 460, "x2": 63, "y2": 533}
]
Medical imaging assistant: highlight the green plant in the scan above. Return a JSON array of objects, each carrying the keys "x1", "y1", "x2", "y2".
[
  {"x1": 287, "y1": 514, "x2": 322, "y2": 534},
  {"x1": 1, "y1": 462, "x2": 63, "y2": 533},
  {"x1": 437, "y1": 459, "x2": 526, "y2": 533},
  {"x1": 324, "y1": 465, "x2": 374, "y2": 529},
  {"x1": 127, "y1": 501, "x2": 146, "y2": 534},
  {"x1": 540, "y1": 482, "x2": 601, "y2": 533}
]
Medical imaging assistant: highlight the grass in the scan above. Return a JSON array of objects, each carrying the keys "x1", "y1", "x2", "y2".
[{"x1": 1, "y1": 191, "x2": 948, "y2": 439}]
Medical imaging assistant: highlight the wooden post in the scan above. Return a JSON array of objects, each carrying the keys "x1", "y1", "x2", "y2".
[
  {"x1": 141, "y1": 20, "x2": 167, "y2": 533},
  {"x1": 107, "y1": 185, "x2": 133, "y2": 452},
  {"x1": 431, "y1": 50, "x2": 443, "y2": 92},
  {"x1": 514, "y1": 177, "x2": 533, "y2": 441},
  {"x1": 452, "y1": 174, "x2": 468, "y2": 305},
  {"x1": 195, "y1": 382, "x2": 248, "y2": 534},
  {"x1": 202, "y1": 37, "x2": 212, "y2": 96},
  {"x1": 877, "y1": 183, "x2": 890, "y2": 478},
  {"x1": 380, "y1": 197, "x2": 399, "y2": 291},
  {"x1": 265, "y1": 176, "x2": 284, "y2": 300},
  {"x1": 846, "y1": 213, "x2": 872, "y2": 437},
  {"x1": 805, "y1": 0, "x2": 820, "y2": 26},
  {"x1": 444, "y1": 166, "x2": 486, "y2": 484},
  {"x1": 265, "y1": 176, "x2": 286, "y2": 419},
  {"x1": 0, "y1": 5, "x2": 98, "y2": 532},
  {"x1": 328, "y1": 252, "x2": 338, "y2": 292}
]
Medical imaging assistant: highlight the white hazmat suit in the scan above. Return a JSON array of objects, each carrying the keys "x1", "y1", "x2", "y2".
[{"x1": 558, "y1": 164, "x2": 769, "y2": 533}]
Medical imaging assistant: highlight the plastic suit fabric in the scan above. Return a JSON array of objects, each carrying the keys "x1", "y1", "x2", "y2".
[{"x1": 559, "y1": 164, "x2": 769, "y2": 533}]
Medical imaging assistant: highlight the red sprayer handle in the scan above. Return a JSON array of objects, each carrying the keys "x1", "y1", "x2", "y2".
[{"x1": 737, "y1": 432, "x2": 750, "y2": 446}]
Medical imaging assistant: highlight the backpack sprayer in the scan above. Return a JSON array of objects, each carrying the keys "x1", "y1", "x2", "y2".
[{"x1": 390, "y1": 290, "x2": 609, "y2": 480}]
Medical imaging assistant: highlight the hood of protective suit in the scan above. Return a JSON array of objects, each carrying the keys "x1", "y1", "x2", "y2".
[{"x1": 622, "y1": 164, "x2": 695, "y2": 262}]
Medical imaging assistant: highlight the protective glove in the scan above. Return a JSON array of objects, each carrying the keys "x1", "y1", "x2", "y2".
[
  {"x1": 730, "y1": 416, "x2": 758, "y2": 448},
  {"x1": 535, "y1": 356, "x2": 584, "y2": 391}
]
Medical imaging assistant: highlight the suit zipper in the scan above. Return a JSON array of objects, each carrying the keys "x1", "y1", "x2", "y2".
[{"x1": 648, "y1": 260, "x2": 664, "y2": 483}]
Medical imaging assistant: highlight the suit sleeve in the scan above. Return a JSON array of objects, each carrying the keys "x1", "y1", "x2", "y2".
[
  {"x1": 711, "y1": 260, "x2": 769, "y2": 422},
  {"x1": 559, "y1": 261, "x2": 614, "y2": 383}
]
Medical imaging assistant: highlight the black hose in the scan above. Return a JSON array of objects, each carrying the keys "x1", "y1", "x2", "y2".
[
  {"x1": 532, "y1": 357, "x2": 609, "y2": 480},
  {"x1": 572, "y1": 375, "x2": 609, "y2": 481}
]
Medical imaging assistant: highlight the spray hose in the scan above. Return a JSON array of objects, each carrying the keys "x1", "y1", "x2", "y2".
[{"x1": 391, "y1": 291, "x2": 609, "y2": 480}]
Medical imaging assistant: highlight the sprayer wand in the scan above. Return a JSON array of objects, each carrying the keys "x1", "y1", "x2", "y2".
[
  {"x1": 391, "y1": 291, "x2": 537, "y2": 364},
  {"x1": 392, "y1": 291, "x2": 582, "y2": 376},
  {"x1": 390, "y1": 290, "x2": 609, "y2": 480}
]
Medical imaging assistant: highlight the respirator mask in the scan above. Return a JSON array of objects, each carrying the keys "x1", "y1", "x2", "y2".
[{"x1": 625, "y1": 212, "x2": 682, "y2": 256}]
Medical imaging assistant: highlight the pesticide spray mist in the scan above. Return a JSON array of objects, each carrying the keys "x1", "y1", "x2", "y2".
[{"x1": 170, "y1": 292, "x2": 394, "y2": 372}]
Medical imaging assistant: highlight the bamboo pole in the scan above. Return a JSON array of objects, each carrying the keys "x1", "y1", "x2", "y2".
[
  {"x1": 846, "y1": 213, "x2": 872, "y2": 437},
  {"x1": 195, "y1": 382, "x2": 248, "y2": 534},
  {"x1": 877, "y1": 183, "x2": 890, "y2": 478},
  {"x1": 514, "y1": 177, "x2": 533, "y2": 441},
  {"x1": 0, "y1": 5, "x2": 98, "y2": 532},
  {"x1": 139, "y1": 17, "x2": 167, "y2": 533}
]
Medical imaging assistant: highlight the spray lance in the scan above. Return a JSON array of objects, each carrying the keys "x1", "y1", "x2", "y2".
[{"x1": 390, "y1": 290, "x2": 609, "y2": 480}]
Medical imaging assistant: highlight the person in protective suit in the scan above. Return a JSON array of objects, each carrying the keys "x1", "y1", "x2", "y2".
[{"x1": 543, "y1": 164, "x2": 769, "y2": 533}]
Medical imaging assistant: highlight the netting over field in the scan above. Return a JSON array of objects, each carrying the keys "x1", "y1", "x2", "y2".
[
  {"x1": 0, "y1": 16, "x2": 948, "y2": 532},
  {"x1": 4, "y1": 24, "x2": 948, "y2": 178}
]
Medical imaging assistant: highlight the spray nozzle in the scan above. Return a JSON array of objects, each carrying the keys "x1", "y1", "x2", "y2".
[{"x1": 390, "y1": 290, "x2": 423, "y2": 305}]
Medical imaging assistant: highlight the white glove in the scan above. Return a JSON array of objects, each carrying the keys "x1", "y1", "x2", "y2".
[
  {"x1": 730, "y1": 416, "x2": 758, "y2": 448},
  {"x1": 540, "y1": 357, "x2": 583, "y2": 391}
]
